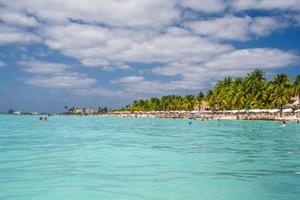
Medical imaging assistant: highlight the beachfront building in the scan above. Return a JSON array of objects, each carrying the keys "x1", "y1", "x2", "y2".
[
  {"x1": 66, "y1": 107, "x2": 97, "y2": 115},
  {"x1": 83, "y1": 108, "x2": 98, "y2": 115}
]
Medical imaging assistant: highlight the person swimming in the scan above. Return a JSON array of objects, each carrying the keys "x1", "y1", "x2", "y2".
[
  {"x1": 280, "y1": 120, "x2": 286, "y2": 128},
  {"x1": 38, "y1": 117, "x2": 48, "y2": 122}
]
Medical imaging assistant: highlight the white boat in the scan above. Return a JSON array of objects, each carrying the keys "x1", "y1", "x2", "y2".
[{"x1": 12, "y1": 111, "x2": 21, "y2": 115}]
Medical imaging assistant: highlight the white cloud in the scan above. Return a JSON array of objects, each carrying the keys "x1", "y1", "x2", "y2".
[
  {"x1": 112, "y1": 76, "x2": 145, "y2": 84},
  {"x1": 153, "y1": 48, "x2": 299, "y2": 77},
  {"x1": 0, "y1": 10, "x2": 39, "y2": 27},
  {"x1": 23, "y1": 73, "x2": 97, "y2": 89},
  {"x1": 205, "y1": 48, "x2": 299, "y2": 69},
  {"x1": 39, "y1": 23, "x2": 232, "y2": 68},
  {"x1": 0, "y1": 25, "x2": 40, "y2": 45},
  {"x1": 20, "y1": 60, "x2": 97, "y2": 89},
  {"x1": 20, "y1": 60, "x2": 70, "y2": 74},
  {"x1": 250, "y1": 17, "x2": 287, "y2": 36},
  {"x1": 232, "y1": 0, "x2": 300, "y2": 11},
  {"x1": 185, "y1": 16, "x2": 286, "y2": 41},
  {"x1": 74, "y1": 87, "x2": 125, "y2": 97},
  {"x1": 1, "y1": 0, "x2": 299, "y2": 98},
  {"x1": 181, "y1": 0, "x2": 227, "y2": 13},
  {"x1": 185, "y1": 16, "x2": 251, "y2": 41},
  {"x1": 148, "y1": 48, "x2": 299, "y2": 94},
  {"x1": 2, "y1": 0, "x2": 179, "y2": 28}
]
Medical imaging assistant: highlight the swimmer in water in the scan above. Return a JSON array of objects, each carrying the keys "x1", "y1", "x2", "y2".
[
  {"x1": 39, "y1": 117, "x2": 43, "y2": 121},
  {"x1": 280, "y1": 120, "x2": 286, "y2": 128},
  {"x1": 188, "y1": 121, "x2": 192, "y2": 125}
]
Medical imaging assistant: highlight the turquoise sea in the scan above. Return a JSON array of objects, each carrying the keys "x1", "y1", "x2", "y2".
[{"x1": 0, "y1": 115, "x2": 300, "y2": 200}]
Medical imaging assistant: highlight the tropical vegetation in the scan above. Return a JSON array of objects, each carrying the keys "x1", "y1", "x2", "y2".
[{"x1": 120, "y1": 69, "x2": 299, "y2": 112}]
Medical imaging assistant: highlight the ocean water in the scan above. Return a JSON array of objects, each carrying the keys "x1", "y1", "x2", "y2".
[{"x1": 0, "y1": 115, "x2": 300, "y2": 200}]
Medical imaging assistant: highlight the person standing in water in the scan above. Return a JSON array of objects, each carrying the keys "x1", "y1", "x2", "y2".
[{"x1": 280, "y1": 120, "x2": 286, "y2": 128}]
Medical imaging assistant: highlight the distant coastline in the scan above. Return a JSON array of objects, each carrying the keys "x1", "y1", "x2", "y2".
[{"x1": 4, "y1": 69, "x2": 300, "y2": 122}]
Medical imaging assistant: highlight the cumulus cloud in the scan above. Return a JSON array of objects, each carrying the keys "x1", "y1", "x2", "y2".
[
  {"x1": 23, "y1": 73, "x2": 97, "y2": 89},
  {"x1": 250, "y1": 17, "x2": 288, "y2": 36},
  {"x1": 232, "y1": 0, "x2": 300, "y2": 11},
  {"x1": 39, "y1": 23, "x2": 232, "y2": 69},
  {"x1": 0, "y1": 10, "x2": 39, "y2": 27},
  {"x1": 74, "y1": 87, "x2": 125, "y2": 97},
  {"x1": 180, "y1": 0, "x2": 227, "y2": 13},
  {"x1": 205, "y1": 48, "x2": 299, "y2": 69},
  {"x1": 153, "y1": 48, "x2": 299, "y2": 77},
  {"x1": 0, "y1": 0, "x2": 299, "y2": 98},
  {"x1": 0, "y1": 25, "x2": 40, "y2": 45},
  {"x1": 112, "y1": 76, "x2": 145, "y2": 84},
  {"x1": 20, "y1": 60, "x2": 70, "y2": 74},
  {"x1": 185, "y1": 16, "x2": 286, "y2": 41},
  {"x1": 2, "y1": 0, "x2": 179, "y2": 28},
  {"x1": 147, "y1": 48, "x2": 299, "y2": 94},
  {"x1": 20, "y1": 60, "x2": 97, "y2": 89}
]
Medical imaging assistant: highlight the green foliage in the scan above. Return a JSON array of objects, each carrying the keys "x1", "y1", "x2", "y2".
[{"x1": 121, "y1": 69, "x2": 298, "y2": 111}]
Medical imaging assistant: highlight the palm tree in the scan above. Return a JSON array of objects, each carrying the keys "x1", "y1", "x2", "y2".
[
  {"x1": 206, "y1": 89, "x2": 217, "y2": 110},
  {"x1": 269, "y1": 74, "x2": 292, "y2": 116},
  {"x1": 149, "y1": 98, "x2": 160, "y2": 111},
  {"x1": 184, "y1": 94, "x2": 196, "y2": 111},
  {"x1": 214, "y1": 78, "x2": 232, "y2": 110},
  {"x1": 293, "y1": 75, "x2": 300, "y2": 108},
  {"x1": 228, "y1": 78, "x2": 245, "y2": 110},
  {"x1": 119, "y1": 70, "x2": 299, "y2": 113},
  {"x1": 196, "y1": 92, "x2": 205, "y2": 110},
  {"x1": 244, "y1": 69, "x2": 267, "y2": 108}
]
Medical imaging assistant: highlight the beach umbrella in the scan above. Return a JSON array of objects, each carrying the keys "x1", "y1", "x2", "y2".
[
  {"x1": 269, "y1": 109, "x2": 280, "y2": 113},
  {"x1": 249, "y1": 109, "x2": 261, "y2": 113},
  {"x1": 260, "y1": 109, "x2": 269, "y2": 112},
  {"x1": 230, "y1": 110, "x2": 239, "y2": 113},
  {"x1": 203, "y1": 111, "x2": 212, "y2": 113},
  {"x1": 282, "y1": 108, "x2": 293, "y2": 113}
]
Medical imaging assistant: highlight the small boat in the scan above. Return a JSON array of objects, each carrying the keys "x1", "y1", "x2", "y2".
[{"x1": 12, "y1": 111, "x2": 21, "y2": 115}]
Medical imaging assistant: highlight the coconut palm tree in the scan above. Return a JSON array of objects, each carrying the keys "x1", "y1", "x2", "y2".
[
  {"x1": 269, "y1": 74, "x2": 292, "y2": 116},
  {"x1": 119, "y1": 70, "x2": 299, "y2": 113},
  {"x1": 293, "y1": 75, "x2": 300, "y2": 108},
  {"x1": 184, "y1": 95, "x2": 196, "y2": 111},
  {"x1": 206, "y1": 89, "x2": 217, "y2": 110},
  {"x1": 196, "y1": 92, "x2": 205, "y2": 110},
  {"x1": 228, "y1": 78, "x2": 245, "y2": 110},
  {"x1": 149, "y1": 97, "x2": 160, "y2": 111},
  {"x1": 244, "y1": 69, "x2": 267, "y2": 108}
]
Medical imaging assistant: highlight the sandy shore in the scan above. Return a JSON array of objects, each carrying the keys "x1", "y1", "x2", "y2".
[{"x1": 104, "y1": 111, "x2": 300, "y2": 122}]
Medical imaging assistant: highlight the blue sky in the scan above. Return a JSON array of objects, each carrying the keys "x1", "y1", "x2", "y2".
[{"x1": 0, "y1": 0, "x2": 300, "y2": 113}]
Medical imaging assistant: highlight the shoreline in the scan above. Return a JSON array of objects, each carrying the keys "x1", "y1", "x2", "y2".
[
  {"x1": 2, "y1": 112, "x2": 299, "y2": 122},
  {"x1": 103, "y1": 111, "x2": 300, "y2": 122}
]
